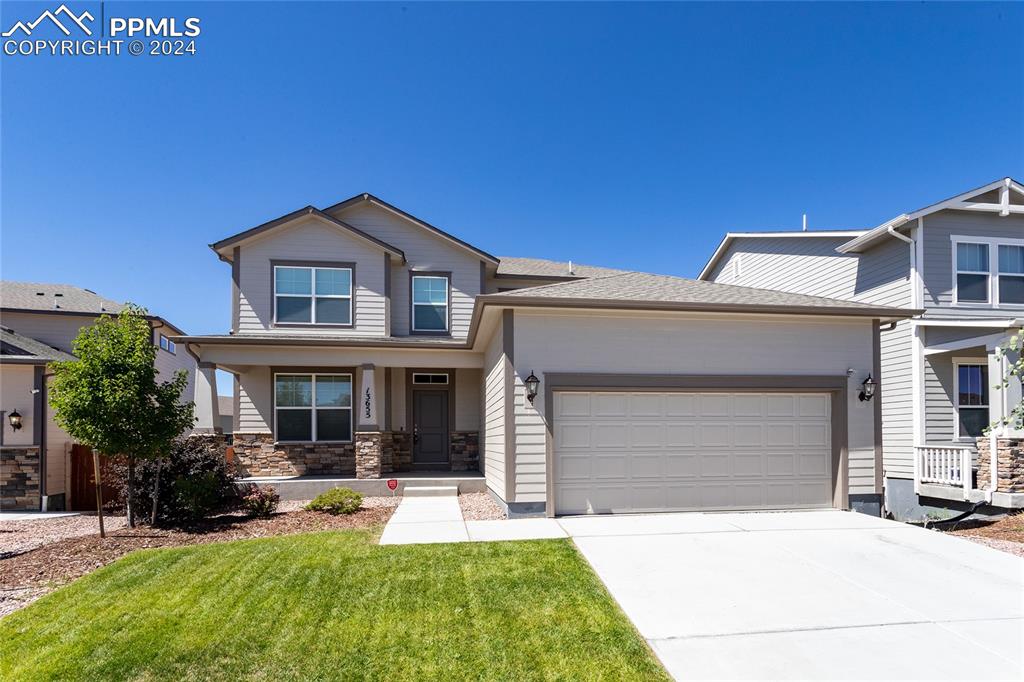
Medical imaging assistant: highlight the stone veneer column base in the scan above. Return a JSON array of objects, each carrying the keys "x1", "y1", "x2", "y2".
[
  {"x1": 1, "y1": 447, "x2": 41, "y2": 511},
  {"x1": 355, "y1": 432, "x2": 382, "y2": 479},
  {"x1": 977, "y1": 437, "x2": 1024, "y2": 493},
  {"x1": 450, "y1": 431, "x2": 480, "y2": 472}
]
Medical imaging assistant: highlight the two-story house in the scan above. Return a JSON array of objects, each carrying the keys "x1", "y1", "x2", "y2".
[
  {"x1": 179, "y1": 193, "x2": 913, "y2": 517},
  {"x1": 700, "y1": 177, "x2": 1024, "y2": 520},
  {"x1": 0, "y1": 282, "x2": 196, "y2": 511}
]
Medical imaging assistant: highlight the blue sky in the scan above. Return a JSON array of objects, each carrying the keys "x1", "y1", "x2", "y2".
[{"x1": 2, "y1": 2, "x2": 1023, "y2": 371}]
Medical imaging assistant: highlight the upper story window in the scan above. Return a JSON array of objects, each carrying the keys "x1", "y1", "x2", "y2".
[
  {"x1": 411, "y1": 274, "x2": 449, "y2": 333},
  {"x1": 158, "y1": 334, "x2": 176, "y2": 354},
  {"x1": 998, "y1": 245, "x2": 1024, "y2": 304},
  {"x1": 955, "y1": 363, "x2": 989, "y2": 438},
  {"x1": 955, "y1": 242, "x2": 990, "y2": 303},
  {"x1": 274, "y1": 264, "x2": 353, "y2": 326},
  {"x1": 274, "y1": 373, "x2": 352, "y2": 442}
]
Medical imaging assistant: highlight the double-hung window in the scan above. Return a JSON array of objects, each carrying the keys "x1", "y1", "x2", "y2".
[
  {"x1": 274, "y1": 264, "x2": 353, "y2": 325},
  {"x1": 955, "y1": 363, "x2": 989, "y2": 439},
  {"x1": 955, "y1": 242, "x2": 990, "y2": 304},
  {"x1": 411, "y1": 274, "x2": 449, "y2": 332},
  {"x1": 274, "y1": 373, "x2": 352, "y2": 442},
  {"x1": 998, "y1": 245, "x2": 1024, "y2": 304}
]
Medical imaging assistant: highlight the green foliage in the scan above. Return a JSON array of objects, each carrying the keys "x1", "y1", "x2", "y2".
[
  {"x1": 48, "y1": 304, "x2": 196, "y2": 458},
  {"x1": 240, "y1": 484, "x2": 280, "y2": 518},
  {"x1": 992, "y1": 332, "x2": 1024, "y2": 432},
  {"x1": 305, "y1": 487, "x2": 362, "y2": 515}
]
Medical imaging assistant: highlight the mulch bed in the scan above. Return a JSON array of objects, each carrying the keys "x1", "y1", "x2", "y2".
[
  {"x1": 946, "y1": 511, "x2": 1024, "y2": 543},
  {"x1": 0, "y1": 505, "x2": 394, "y2": 592}
]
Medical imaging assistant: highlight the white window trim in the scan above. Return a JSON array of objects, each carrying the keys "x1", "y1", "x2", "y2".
[
  {"x1": 411, "y1": 275, "x2": 450, "y2": 333},
  {"x1": 997, "y1": 243, "x2": 1024, "y2": 307},
  {"x1": 273, "y1": 265, "x2": 354, "y2": 326},
  {"x1": 412, "y1": 372, "x2": 449, "y2": 385},
  {"x1": 952, "y1": 359, "x2": 989, "y2": 440},
  {"x1": 273, "y1": 372, "x2": 353, "y2": 443},
  {"x1": 950, "y1": 235, "x2": 1024, "y2": 309}
]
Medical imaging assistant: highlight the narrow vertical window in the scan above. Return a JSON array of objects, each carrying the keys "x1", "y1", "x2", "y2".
[
  {"x1": 955, "y1": 243, "x2": 990, "y2": 303},
  {"x1": 998, "y1": 245, "x2": 1024, "y2": 304},
  {"x1": 956, "y1": 364, "x2": 989, "y2": 438}
]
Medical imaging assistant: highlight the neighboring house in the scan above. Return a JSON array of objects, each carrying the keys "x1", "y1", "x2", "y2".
[
  {"x1": 177, "y1": 193, "x2": 912, "y2": 517},
  {"x1": 0, "y1": 282, "x2": 196, "y2": 511},
  {"x1": 700, "y1": 177, "x2": 1024, "y2": 520},
  {"x1": 218, "y1": 395, "x2": 234, "y2": 438}
]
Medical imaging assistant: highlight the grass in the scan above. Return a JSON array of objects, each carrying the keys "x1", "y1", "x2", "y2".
[{"x1": 0, "y1": 529, "x2": 669, "y2": 681}]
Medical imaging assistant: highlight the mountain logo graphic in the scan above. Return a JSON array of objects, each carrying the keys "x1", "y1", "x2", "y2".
[{"x1": 2, "y1": 4, "x2": 94, "y2": 37}]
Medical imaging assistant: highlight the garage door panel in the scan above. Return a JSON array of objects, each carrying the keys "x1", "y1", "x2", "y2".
[{"x1": 554, "y1": 390, "x2": 833, "y2": 515}]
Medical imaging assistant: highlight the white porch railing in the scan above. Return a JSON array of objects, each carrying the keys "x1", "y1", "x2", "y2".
[{"x1": 917, "y1": 445, "x2": 974, "y2": 496}]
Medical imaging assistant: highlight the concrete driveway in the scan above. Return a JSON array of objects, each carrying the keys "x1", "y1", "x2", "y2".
[{"x1": 560, "y1": 510, "x2": 1023, "y2": 680}]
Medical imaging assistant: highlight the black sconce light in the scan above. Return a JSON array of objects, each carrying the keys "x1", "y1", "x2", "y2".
[
  {"x1": 8, "y1": 409, "x2": 23, "y2": 431},
  {"x1": 859, "y1": 374, "x2": 877, "y2": 402},
  {"x1": 524, "y1": 371, "x2": 540, "y2": 404}
]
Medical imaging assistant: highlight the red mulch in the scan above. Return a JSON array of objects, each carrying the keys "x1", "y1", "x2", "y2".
[
  {"x1": 946, "y1": 511, "x2": 1024, "y2": 543},
  {"x1": 0, "y1": 506, "x2": 393, "y2": 591}
]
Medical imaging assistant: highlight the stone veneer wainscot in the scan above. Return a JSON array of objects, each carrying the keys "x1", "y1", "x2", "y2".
[
  {"x1": 1, "y1": 446, "x2": 41, "y2": 511},
  {"x1": 977, "y1": 437, "x2": 1024, "y2": 493}
]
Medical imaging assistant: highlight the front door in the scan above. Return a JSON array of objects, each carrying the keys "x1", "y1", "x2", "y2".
[{"x1": 413, "y1": 389, "x2": 449, "y2": 467}]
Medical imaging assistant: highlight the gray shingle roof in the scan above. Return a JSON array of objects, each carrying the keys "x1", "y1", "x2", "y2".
[
  {"x1": 0, "y1": 327, "x2": 76, "y2": 362},
  {"x1": 1, "y1": 281, "x2": 125, "y2": 315},
  {"x1": 488, "y1": 271, "x2": 910, "y2": 315},
  {"x1": 495, "y1": 257, "x2": 628, "y2": 279}
]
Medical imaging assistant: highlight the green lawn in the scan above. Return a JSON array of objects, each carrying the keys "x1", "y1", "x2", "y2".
[{"x1": 0, "y1": 529, "x2": 669, "y2": 681}]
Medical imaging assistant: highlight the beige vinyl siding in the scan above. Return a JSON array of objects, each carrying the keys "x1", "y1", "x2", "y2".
[
  {"x1": 708, "y1": 237, "x2": 859, "y2": 299},
  {"x1": 390, "y1": 368, "x2": 406, "y2": 430},
  {"x1": 512, "y1": 310, "x2": 878, "y2": 504},
  {"x1": 329, "y1": 203, "x2": 481, "y2": 338},
  {"x1": 1, "y1": 365, "x2": 38, "y2": 447},
  {"x1": 236, "y1": 216, "x2": 388, "y2": 336},
  {"x1": 924, "y1": 354, "x2": 955, "y2": 444},
  {"x1": 921, "y1": 211, "x2": 1024, "y2": 316},
  {"x1": 849, "y1": 238, "x2": 915, "y2": 479},
  {"x1": 45, "y1": 402, "x2": 71, "y2": 495},
  {"x1": 455, "y1": 368, "x2": 481, "y2": 431},
  {"x1": 153, "y1": 329, "x2": 196, "y2": 404},
  {"x1": 482, "y1": 328, "x2": 506, "y2": 499},
  {"x1": 237, "y1": 366, "x2": 272, "y2": 433},
  {"x1": 0, "y1": 312, "x2": 92, "y2": 354}
]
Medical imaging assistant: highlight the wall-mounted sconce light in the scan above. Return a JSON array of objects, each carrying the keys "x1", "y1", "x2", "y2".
[
  {"x1": 524, "y1": 371, "x2": 540, "y2": 404},
  {"x1": 8, "y1": 409, "x2": 23, "y2": 431},
  {"x1": 859, "y1": 374, "x2": 877, "y2": 402}
]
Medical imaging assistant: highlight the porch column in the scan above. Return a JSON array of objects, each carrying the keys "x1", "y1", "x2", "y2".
[
  {"x1": 988, "y1": 335, "x2": 1023, "y2": 438},
  {"x1": 358, "y1": 364, "x2": 379, "y2": 430},
  {"x1": 193, "y1": 363, "x2": 222, "y2": 433}
]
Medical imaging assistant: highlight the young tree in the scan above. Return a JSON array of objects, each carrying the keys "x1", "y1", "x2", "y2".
[
  {"x1": 993, "y1": 331, "x2": 1024, "y2": 431},
  {"x1": 49, "y1": 304, "x2": 195, "y2": 528}
]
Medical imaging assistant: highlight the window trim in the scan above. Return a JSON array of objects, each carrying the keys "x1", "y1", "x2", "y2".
[
  {"x1": 409, "y1": 271, "x2": 452, "y2": 335},
  {"x1": 273, "y1": 371, "x2": 354, "y2": 443},
  {"x1": 158, "y1": 333, "x2": 176, "y2": 355},
  {"x1": 950, "y1": 235, "x2": 1024, "y2": 309},
  {"x1": 952, "y1": 359, "x2": 989, "y2": 440},
  {"x1": 412, "y1": 372, "x2": 449, "y2": 385},
  {"x1": 997, "y1": 243, "x2": 1024, "y2": 306},
  {"x1": 271, "y1": 260, "x2": 356, "y2": 328}
]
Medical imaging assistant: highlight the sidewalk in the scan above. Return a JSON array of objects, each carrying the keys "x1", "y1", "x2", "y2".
[{"x1": 378, "y1": 497, "x2": 566, "y2": 545}]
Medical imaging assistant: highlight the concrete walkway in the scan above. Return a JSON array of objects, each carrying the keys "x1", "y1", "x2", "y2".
[{"x1": 378, "y1": 497, "x2": 566, "y2": 545}]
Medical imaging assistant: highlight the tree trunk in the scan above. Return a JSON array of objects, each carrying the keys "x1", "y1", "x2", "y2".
[
  {"x1": 92, "y1": 448, "x2": 105, "y2": 538},
  {"x1": 126, "y1": 458, "x2": 136, "y2": 529},
  {"x1": 151, "y1": 459, "x2": 162, "y2": 525}
]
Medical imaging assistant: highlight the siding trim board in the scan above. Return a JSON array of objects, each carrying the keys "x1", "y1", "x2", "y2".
[
  {"x1": 541, "y1": 374, "x2": 850, "y2": 517},
  {"x1": 502, "y1": 310, "x2": 516, "y2": 503}
]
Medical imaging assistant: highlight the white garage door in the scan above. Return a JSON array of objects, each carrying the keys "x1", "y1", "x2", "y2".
[{"x1": 553, "y1": 391, "x2": 833, "y2": 515}]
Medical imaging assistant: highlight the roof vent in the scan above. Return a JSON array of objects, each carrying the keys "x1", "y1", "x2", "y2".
[{"x1": 568, "y1": 260, "x2": 575, "y2": 275}]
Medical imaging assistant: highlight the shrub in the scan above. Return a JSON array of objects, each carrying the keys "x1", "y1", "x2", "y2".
[
  {"x1": 110, "y1": 437, "x2": 237, "y2": 525},
  {"x1": 240, "y1": 484, "x2": 279, "y2": 518},
  {"x1": 306, "y1": 487, "x2": 362, "y2": 515}
]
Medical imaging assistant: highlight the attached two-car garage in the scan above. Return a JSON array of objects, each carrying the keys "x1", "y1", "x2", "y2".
[{"x1": 552, "y1": 390, "x2": 836, "y2": 515}]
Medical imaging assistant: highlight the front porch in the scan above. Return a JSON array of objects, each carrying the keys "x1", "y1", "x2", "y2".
[
  {"x1": 916, "y1": 440, "x2": 1024, "y2": 509},
  {"x1": 239, "y1": 471, "x2": 486, "y2": 500}
]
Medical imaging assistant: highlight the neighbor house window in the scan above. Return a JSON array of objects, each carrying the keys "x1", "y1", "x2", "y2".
[
  {"x1": 411, "y1": 274, "x2": 449, "y2": 332},
  {"x1": 955, "y1": 242, "x2": 990, "y2": 304},
  {"x1": 274, "y1": 373, "x2": 352, "y2": 442},
  {"x1": 998, "y1": 245, "x2": 1024, "y2": 305},
  {"x1": 274, "y1": 265, "x2": 352, "y2": 325},
  {"x1": 158, "y1": 334, "x2": 176, "y2": 354},
  {"x1": 955, "y1": 363, "x2": 989, "y2": 438}
]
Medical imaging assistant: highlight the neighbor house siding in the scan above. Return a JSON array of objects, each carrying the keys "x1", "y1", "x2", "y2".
[
  {"x1": 153, "y1": 328, "x2": 196, "y2": 404},
  {"x1": 45, "y1": 402, "x2": 71, "y2": 496},
  {"x1": 482, "y1": 328, "x2": 506, "y2": 499},
  {"x1": 0, "y1": 312, "x2": 93, "y2": 355},
  {"x1": 236, "y1": 217, "x2": 388, "y2": 336},
  {"x1": 328, "y1": 203, "x2": 482, "y2": 339},
  {"x1": 849, "y1": 238, "x2": 914, "y2": 480},
  {"x1": 511, "y1": 310, "x2": 878, "y2": 504},
  {"x1": 707, "y1": 237, "x2": 859, "y2": 299},
  {"x1": 921, "y1": 211, "x2": 1024, "y2": 317}
]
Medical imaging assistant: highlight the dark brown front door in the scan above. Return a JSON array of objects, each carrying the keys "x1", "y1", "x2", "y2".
[{"x1": 413, "y1": 389, "x2": 449, "y2": 467}]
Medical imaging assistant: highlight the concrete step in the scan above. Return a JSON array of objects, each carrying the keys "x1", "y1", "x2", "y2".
[{"x1": 403, "y1": 486, "x2": 459, "y2": 498}]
